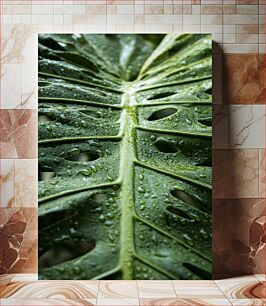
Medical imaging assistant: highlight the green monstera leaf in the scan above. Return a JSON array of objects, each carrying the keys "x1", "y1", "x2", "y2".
[{"x1": 38, "y1": 34, "x2": 212, "y2": 280}]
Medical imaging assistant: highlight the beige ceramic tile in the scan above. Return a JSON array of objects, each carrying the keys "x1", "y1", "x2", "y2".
[
  {"x1": 98, "y1": 281, "x2": 138, "y2": 299},
  {"x1": 258, "y1": 150, "x2": 265, "y2": 198},
  {"x1": 144, "y1": 5, "x2": 164, "y2": 14},
  {"x1": 32, "y1": 14, "x2": 54, "y2": 24},
  {"x1": 223, "y1": 33, "x2": 237, "y2": 43},
  {"x1": 237, "y1": 25, "x2": 259, "y2": 34},
  {"x1": 182, "y1": 5, "x2": 192, "y2": 14},
  {"x1": 15, "y1": 159, "x2": 37, "y2": 207},
  {"x1": 96, "y1": 299, "x2": 139, "y2": 305},
  {"x1": 140, "y1": 298, "x2": 232, "y2": 305},
  {"x1": 144, "y1": 14, "x2": 182, "y2": 24},
  {"x1": 237, "y1": 33, "x2": 259, "y2": 44},
  {"x1": 21, "y1": 62, "x2": 37, "y2": 109},
  {"x1": 254, "y1": 274, "x2": 266, "y2": 283},
  {"x1": 1, "y1": 281, "x2": 99, "y2": 299},
  {"x1": 236, "y1": 0, "x2": 258, "y2": 3},
  {"x1": 236, "y1": 4, "x2": 259, "y2": 14},
  {"x1": 229, "y1": 105, "x2": 265, "y2": 149},
  {"x1": 0, "y1": 274, "x2": 15, "y2": 293},
  {"x1": 223, "y1": 44, "x2": 258, "y2": 53},
  {"x1": 223, "y1": 4, "x2": 237, "y2": 14},
  {"x1": 0, "y1": 159, "x2": 15, "y2": 208},
  {"x1": 173, "y1": 5, "x2": 183, "y2": 14},
  {"x1": 224, "y1": 14, "x2": 258, "y2": 25},
  {"x1": 183, "y1": 14, "x2": 200, "y2": 24},
  {"x1": 201, "y1": 0, "x2": 223, "y2": 3},
  {"x1": 183, "y1": 25, "x2": 200, "y2": 32},
  {"x1": 1, "y1": 25, "x2": 37, "y2": 64},
  {"x1": 1, "y1": 299, "x2": 96, "y2": 305},
  {"x1": 229, "y1": 300, "x2": 266, "y2": 306},
  {"x1": 215, "y1": 276, "x2": 265, "y2": 299},
  {"x1": 223, "y1": 24, "x2": 237, "y2": 33},
  {"x1": 0, "y1": 110, "x2": 37, "y2": 159},
  {"x1": 139, "y1": 299, "x2": 177, "y2": 306},
  {"x1": 201, "y1": 15, "x2": 223, "y2": 24},
  {"x1": 8, "y1": 274, "x2": 38, "y2": 282},
  {"x1": 87, "y1": 5, "x2": 107, "y2": 15},
  {"x1": 144, "y1": 24, "x2": 174, "y2": 33},
  {"x1": 107, "y1": 15, "x2": 134, "y2": 25},
  {"x1": 201, "y1": 24, "x2": 223, "y2": 33},
  {"x1": 201, "y1": 5, "x2": 223, "y2": 14},
  {"x1": 164, "y1": 4, "x2": 174, "y2": 14},
  {"x1": 172, "y1": 281, "x2": 225, "y2": 298},
  {"x1": 137, "y1": 281, "x2": 176, "y2": 298},
  {"x1": 1, "y1": 63, "x2": 22, "y2": 109},
  {"x1": 32, "y1": 4, "x2": 54, "y2": 15}
]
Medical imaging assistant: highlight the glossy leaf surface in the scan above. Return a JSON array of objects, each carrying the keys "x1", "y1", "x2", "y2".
[{"x1": 38, "y1": 34, "x2": 212, "y2": 280}]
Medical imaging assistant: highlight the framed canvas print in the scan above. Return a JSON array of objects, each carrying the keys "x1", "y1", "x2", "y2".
[{"x1": 38, "y1": 33, "x2": 212, "y2": 281}]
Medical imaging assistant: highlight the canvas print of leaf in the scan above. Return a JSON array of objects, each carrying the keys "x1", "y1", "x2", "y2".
[{"x1": 38, "y1": 34, "x2": 212, "y2": 280}]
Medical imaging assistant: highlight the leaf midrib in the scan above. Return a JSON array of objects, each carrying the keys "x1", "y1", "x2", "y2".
[{"x1": 119, "y1": 82, "x2": 137, "y2": 279}]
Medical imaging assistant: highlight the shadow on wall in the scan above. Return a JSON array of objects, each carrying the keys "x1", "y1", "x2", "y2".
[{"x1": 212, "y1": 42, "x2": 266, "y2": 279}]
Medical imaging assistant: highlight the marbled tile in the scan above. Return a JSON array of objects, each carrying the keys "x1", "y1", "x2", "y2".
[
  {"x1": 230, "y1": 300, "x2": 266, "y2": 306},
  {"x1": 0, "y1": 160, "x2": 15, "y2": 208},
  {"x1": 0, "y1": 110, "x2": 37, "y2": 159},
  {"x1": 1, "y1": 281, "x2": 99, "y2": 299},
  {"x1": 98, "y1": 281, "x2": 138, "y2": 299},
  {"x1": 137, "y1": 281, "x2": 176, "y2": 298},
  {"x1": 258, "y1": 150, "x2": 265, "y2": 198},
  {"x1": 0, "y1": 159, "x2": 37, "y2": 208},
  {"x1": 0, "y1": 208, "x2": 37, "y2": 274},
  {"x1": 213, "y1": 149, "x2": 259, "y2": 198},
  {"x1": 140, "y1": 299, "x2": 178, "y2": 306},
  {"x1": 1, "y1": 25, "x2": 37, "y2": 64},
  {"x1": 222, "y1": 54, "x2": 265, "y2": 104},
  {"x1": 213, "y1": 105, "x2": 229, "y2": 149},
  {"x1": 96, "y1": 299, "x2": 139, "y2": 305},
  {"x1": 15, "y1": 159, "x2": 37, "y2": 207},
  {"x1": 213, "y1": 199, "x2": 266, "y2": 275},
  {"x1": 1, "y1": 63, "x2": 22, "y2": 109},
  {"x1": 5, "y1": 274, "x2": 38, "y2": 283},
  {"x1": 229, "y1": 105, "x2": 265, "y2": 149},
  {"x1": 254, "y1": 274, "x2": 266, "y2": 283},
  {"x1": 0, "y1": 274, "x2": 14, "y2": 296},
  {"x1": 139, "y1": 298, "x2": 232, "y2": 305},
  {"x1": 0, "y1": 274, "x2": 37, "y2": 298},
  {"x1": 0, "y1": 299, "x2": 96, "y2": 306},
  {"x1": 172, "y1": 281, "x2": 225, "y2": 298},
  {"x1": 216, "y1": 276, "x2": 265, "y2": 299},
  {"x1": 21, "y1": 63, "x2": 38, "y2": 109}
]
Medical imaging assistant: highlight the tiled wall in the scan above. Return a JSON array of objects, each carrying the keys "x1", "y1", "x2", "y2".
[{"x1": 0, "y1": 0, "x2": 265, "y2": 278}]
